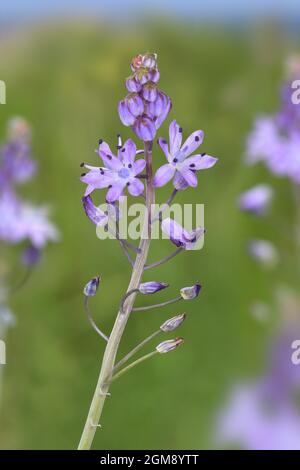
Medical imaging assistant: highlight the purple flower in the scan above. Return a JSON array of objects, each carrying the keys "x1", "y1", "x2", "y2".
[
  {"x1": 248, "y1": 239, "x2": 279, "y2": 268},
  {"x1": 81, "y1": 138, "x2": 146, "y2": 203},
  {"x1": 161, "y1": 217, "x2": 205, "y2": 250},
  {"x1": 82, "y1": 195, "x2": 108, "y2": 226},
  {"x1": 153, "y1": 120, "x2": 217, "y2": 189},
  {"x1": 238, "y1": 184, "x2": 273, "y2": 216},
  {"x1": 0, "y1": 139, "x2": 36, "y2": 187},
  {"x1": 138, "y1": 281, "x2": 169, "y2": 295},
  {"x1": 0, "y1": 189, "x2": 59, "y2": 248}
]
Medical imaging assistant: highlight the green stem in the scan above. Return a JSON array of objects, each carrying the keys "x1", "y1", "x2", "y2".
[
  {"x1": 77, "y1": 141, "x2": 154, "y2": 450},
  {"x1": 113, "y1": 330, "x2": 161, "y2": 373},
  {"x1": 133, "y1": 296, "x2": 182, "y2": 312},
  {"x1": 111, "y1": 351, "x2": 158, "y2": 383}
]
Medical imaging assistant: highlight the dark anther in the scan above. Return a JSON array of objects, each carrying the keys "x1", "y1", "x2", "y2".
[
  {"x1": 179, "y1": 127, "x2": 183, "y2": 133},
  {"x1": 80, "y1": 162, "x2": 85, "y2": 167},
  {"x1": 128, "y1": 164, "x2": 132, "y2": 168},
  {"x1": 127, "y1": 182, "x2": 130, "y2": 186},
  {"x1": 100, "y1": 169, "x2": 104, "y2": 175},
  {"x1": 122, "y1": 148, "x2": 126, "y2": 152},
  {"x1": 195, "y1": 136, "x2": 200, "y2": 142},
  {"x1": 108, "y1": 185, "x2": 112, "y2": 189},
  {"x1": 173, "y1": 158, "x2": 178, "y2": 163},
  {"x1": 98, "y1": 139, "x2": 103, "y2": 144},
  {"x1": 81, "y1": 173, "x2": 86, "y2": 177},
  {"x1": 106, "y1": 154, "x2": 112, "y2": 160},
  {"x1": 201, "y1": 152, "x2": 206, "y2": 157},
  {"x1": 189, "y1": 163, "x2": 195, "y2": 168}
]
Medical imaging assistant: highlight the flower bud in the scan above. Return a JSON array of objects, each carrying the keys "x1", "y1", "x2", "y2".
[
  {"x1": 180, "y1": 283, "x2": 201, "y2": 300},
  {"x1": 142, "y1": 82, "x2": 158, "y2": 102},
  {"x1": 139, "y1": 281, "x2": 169, "y2": 295},
  {"x1": 130, "y1": 54, "x2": 144, "y2": 72},
  {"x1": 83, "y1": 276, "x2": 101, "y2": 297},
  {"x1": 21, "y1": 245, "x2": 41, "y2": 266},
  {"x1": 118, "y1": 100, "x2": 136, "y2": 126},
  {"x1": 156, "y1": 337, "x2": 184, "y2": 354},
  {"x1": 126, "y1": 93, "x2": 144, "y2": 117},
  {"x1": 160, "y1": 313, "x2": 186, "y2": 332},
  {"x1": 142, "y1": 53, "x2": 157, "y2": 69},
  {"x1": 125, "y1": 76, "x2": 142, "y2": 93},
  {"x1": 133, "y1": 116, "x2": 156, "y2": 141}
]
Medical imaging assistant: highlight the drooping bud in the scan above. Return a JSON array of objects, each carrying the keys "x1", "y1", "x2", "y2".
[
  {"x1": 160, "y1": 313, "x2": 186, "y2": 332},
  {"x1": 118, "y1": 100, "x2": 136, "y2": 126},
  {"x1": 126, "y1": 93, "x2": 144, "y2": 117},
  {"x1": 133, "y1": 116, "x2": 156, "y2": 141},
  {"x1": 83, "y1": 276, "x2": 101, "y2": 297},
  {"x1": 156, "y1": 337, "x2": 184, "y2": 353},
  {"x1": 139, "y1": 281, "x2": 169, "y2": 295},
  {"x1": 21, "y1": 245, "x2": 41, "y2": 266},
  {"x1": 180, "y1": 283, "x2": 201, "y2": 300},
  {"x1": 142, "y1": 82, "x2": 158, "y2": 102},
  {"x1": 126, "y1": 76, "x2": 142, "y2": 93}
]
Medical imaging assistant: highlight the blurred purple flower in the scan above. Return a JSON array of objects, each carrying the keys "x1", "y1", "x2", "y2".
[
  {"x1": 238, "y1": 184, "x2": 273, "y2": 216},
  {"x1": 153, "y1": 120, "x2": 217, "y2": 189},
  {"x1": 161, "y1": 217, "x2": 204, "y2": 250},
  {"x1": 0, "y1": 139, "x2": 36, "y2": 187},
  {"x1": 81, "y1": 138, "x2": 146, "y2": 203},
  {"x1": 248, "y1": 239, "x2": 279, "y2": 268}
]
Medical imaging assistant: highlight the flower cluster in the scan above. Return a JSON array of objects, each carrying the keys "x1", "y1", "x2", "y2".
[
  {"x1": 78, "y1": 53, "x2": 218, "y2": 449},
  {"x1": 246, "y1": 55, "x2": 300, "y2": 184},
  {"x1": 0, "y1": 118, "x2": 59, "y2": 254},
  {"x1": 118, "y1": 53, "x2": 171, "y2": 142}
]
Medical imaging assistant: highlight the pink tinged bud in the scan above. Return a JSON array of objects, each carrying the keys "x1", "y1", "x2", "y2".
[
  {"x1": 83, "y1": 276, "x2": 101, "y2": 297},
  {"x1": 126, "y1": 93, "x2": 144, "y2": 117},
  {"x1": 156, "y1": 337, "x2": 184, "y2": 354},
  {"x1": 139, "y1": 281, "x2": 169, "y2": 295},
  {"x1": 142, "y1": 82, "x2": 158, "y2": 102},
  {"x1": 131, "y1": 54, "x2": 144, "y2": 72},
  {"x1": 180, "y1": 283, "x2": 201, "y2": 300},
  {"x1": 118, "y1": 100, "x2": 136, "y2": 126},
  {"x1": 160, "y1": 313, "x2": 186, "y2": 332},
  {"x1": 133, "y1": 116, "x2": 156, "y2": 142},
  {"x1": 126, "y1": 76, "x2": 142, "y2": 93}
]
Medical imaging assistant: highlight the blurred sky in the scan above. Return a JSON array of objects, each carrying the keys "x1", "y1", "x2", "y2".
[{"x1": 0, "y1": 0, "x2": 300, "y2": 24}]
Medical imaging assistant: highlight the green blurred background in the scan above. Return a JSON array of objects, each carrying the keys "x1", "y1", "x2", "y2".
[{"x1": 0, "y1": 2, "x2": 300, "y2": 449}]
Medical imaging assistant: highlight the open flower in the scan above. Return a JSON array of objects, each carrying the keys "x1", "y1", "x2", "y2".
[
  {"x1": 81, "y1": 138, "x2": 146, "y2": 203},
  {"x1": 153, "y1": 120, "x2": 217, "y2": 189},
  {"x1": 161, "y1": 217, "x2": 204, "y2": 250}
]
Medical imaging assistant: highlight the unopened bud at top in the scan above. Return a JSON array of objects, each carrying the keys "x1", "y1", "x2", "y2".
[
  {"x1": 156, "y1": 337, "x2": 184, "y2": 354},
  {"x1": 83, "y1": 276, "x2": 101, "y2": 297},
  {"x1": 139, "y1": 281, "x2": 169, "y2": 295},
  {"x1": 131, "y1": 53, "x2": 157, "y2": 72},
  {"x1": 180, "y1": 283, "x2": 201, "y2": 300},
  {"x1": 160, "y1": 313, "x2": 186, "y2": 332}
]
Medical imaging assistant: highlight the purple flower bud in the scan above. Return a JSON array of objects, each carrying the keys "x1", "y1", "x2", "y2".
[
  {"x1": 118, "y1": 100, "x2": 136, "y2": 126},
  {"x1": 142, "y1": 82, "x2": 158, "y2": 102},
  {"x1": 238, "y1": 184, "x2": 273, "y2": 216},
  {"x1": 126, "y1": 93, "x2": 144, "y2": 117},
  {"x1": 142, "y1": 53, "x2": 157, "y2": 69},
  {"x1": 126, "y1": 76, "x2": 142, "y2": 93},
  {"x1": 180, "y1": 283, "x2": 201, "y2": 300},
  {"x1": 160, "y1": 313, "x2": 186, "y2": 332},
  {"x1": 21, "y1": 244, "x2": 41, "y2": 266},
  {"x1": 130, "y1": 54, "x2": 144, "y2": 72},
  {"x1": 139, "y1": 281, "x2": 169, "y2": 295},
  {"x1": 156, "y1": 337, "x2": 184, "y2": 354},
  {"x1": 82, "y1": 196, "x2": 108, "y2": 226},
  {"x1": 133, "y1": 116, "x2": 156, "y2": 142},
  {"x1": 83, "y1": 276, "x2": 101, "y2": 297},
  {"x1": 148, "y1": 69, "x2": 160, "y2": 83},
  {"x1": 147, "y1": 91, "x2": 168, "y2": 118}
]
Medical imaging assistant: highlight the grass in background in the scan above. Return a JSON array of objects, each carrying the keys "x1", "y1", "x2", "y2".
[{"x1": 0, "y1": 19, "x2": 298, "y2": 449}]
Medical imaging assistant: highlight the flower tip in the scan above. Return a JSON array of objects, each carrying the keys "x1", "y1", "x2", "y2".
[{"x1": 83, "y1": 276, "x2": 101, "y2": 297}]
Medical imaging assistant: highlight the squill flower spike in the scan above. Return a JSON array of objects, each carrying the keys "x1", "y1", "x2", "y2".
[{"x1": 156, "y1": 337, "x2": 184, "y2": 353}]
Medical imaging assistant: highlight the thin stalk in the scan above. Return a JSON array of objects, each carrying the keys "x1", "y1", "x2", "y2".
[
  {"x1": 144, "y1": 247, "x2": 183, "y2": 270},
  {"x1": 132, "y1": 296, "x2": 182, "y2": 312},
  {"x1": 78, "y1": 141, "x2": 155, "y2": 450},
  {"x1": 119, "y1": 288, "x2": 139, "y2": 314},
  {"x1": 113, "y1": 330, "x2": 161, "y2": 373},
  {"x1": 110, "y1": 351, "x2": 158, "y2": 383},
  {"x1": 84, "y1": 296, "x2": 109, "y2": 342},
  {"x1": 151, "y1": 188, "x2": 178, "y2": 225}
]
